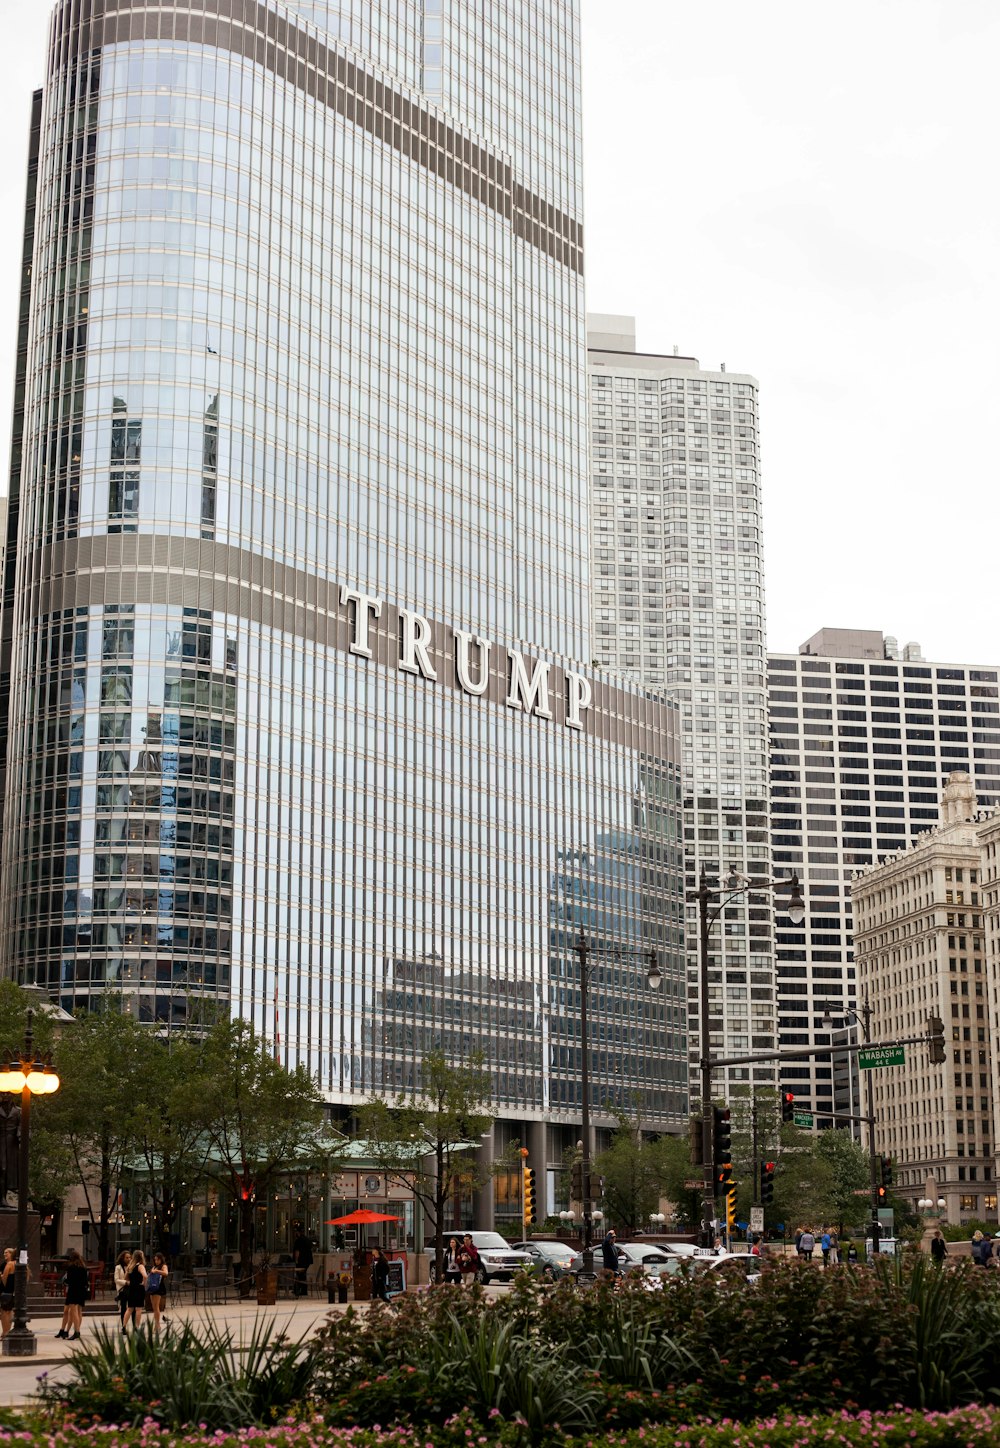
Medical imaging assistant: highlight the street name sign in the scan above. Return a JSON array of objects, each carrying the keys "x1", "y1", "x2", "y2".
[
  {"x1": 684, "y1": 1179, "x2": 703, "y2": 1191},
  {"x1": 793, "y1": 1111, "x2": 814, "y2": 1128},
  {"x1": 859, "y1": 1045, "x2": 905, "y2": 1070}
]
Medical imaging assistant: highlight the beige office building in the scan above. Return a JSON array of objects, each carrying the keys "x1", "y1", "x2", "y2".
[
  {"x1": 978, "y1": 807, "x2": 1000, "y2": 1199},
  {"x1": 851, "y1": 773, "x2": 995, "y2": 1224}
]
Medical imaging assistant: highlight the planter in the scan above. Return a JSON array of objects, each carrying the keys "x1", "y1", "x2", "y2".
[{"x1": 255, "y1": 1267, "x2": 278, "y2": 1305}]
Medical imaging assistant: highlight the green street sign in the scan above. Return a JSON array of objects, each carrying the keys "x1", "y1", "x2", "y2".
[
  {"x1": 792, "y1": 1111, "x2": 814, "y2": 1128},
  {"x1": 859, "y1": 1045, "x2": 905, "y2": 1070}
]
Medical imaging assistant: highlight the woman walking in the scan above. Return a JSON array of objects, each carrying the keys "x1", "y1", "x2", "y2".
[
  {"x1": 443, "y1": 1236, "x2": 462, "y2": 1285},
  {"x1": 122, "y1": 1250, "x2": 148, "y2": 1332},
  {"x1": 145, "y1": 1252, "x2": 169, "y2": 1332},
  {"x1": 0, "y1": 1248, "x2": 14, "y2": 1337},
  {"x1": 113, "y1": 1251, "x2": 130, "y2": 1328},
  {"x1": 57, "y1": 1249, "x2": 89, "y2": 1340}
]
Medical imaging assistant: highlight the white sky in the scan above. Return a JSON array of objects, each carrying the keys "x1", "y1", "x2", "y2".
[{"x1": 1, "y1": 0, "x2": 997, "y2": 664}]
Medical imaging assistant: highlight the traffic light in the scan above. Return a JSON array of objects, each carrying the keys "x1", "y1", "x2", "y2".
[
  {"x1": 716, "y1": 1163, "x2": 734, "y2": 1193},
  {"x1": 928, "y1": 1014, "x2": 946, "y2": 1064},
  {"x1": 760, "y1": 1160, "x2": 775, "y2": 1206},
  {"x1": 570, "y1": 1157, "x2": 583, "y2": 1203},
  {"x1": 876, "y1": 1184, "x2": 888, "y2": 1206},
  {"x1": 881, "y1": 1155, "x2": 893, "y2": 1188},
  {"x1": 712, "y1": 1106, "x2": 732, "y2": 1168},
  {"x1": 781, "y1": 1092, "x2": 796, "y2": 1123},
  {"x1": 726, "y1": 1187, "x2": 738, "y2": 1232},
  {"x1": 523, "y1": 1167, "x2": 537, "y2": 1224},
  {"x1": 689, "y1": 1114, "x2": 703, "y2": 1167}
]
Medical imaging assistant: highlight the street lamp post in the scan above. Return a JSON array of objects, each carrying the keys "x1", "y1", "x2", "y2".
[
  {"x1": 575, "y1": 935, "x2": 661, "y2": 1275},
  {"x1": 0, "y1": 1010, "x2": 60, "y2": 1356},
  {"x1": 821, "y1": 991, "x2": 882, "y2": 1252},
  {"x1": 693, "y1": 868, "x2": 805, "y2": 1248}
]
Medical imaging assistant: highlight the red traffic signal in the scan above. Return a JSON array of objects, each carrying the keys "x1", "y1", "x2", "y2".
[
  {"x1": 760, "y1": 1160, "x2": 776, "y2": 1205},
  {"x1": 781, "y1": 1092, "x2": 796, "y2": 1123}
]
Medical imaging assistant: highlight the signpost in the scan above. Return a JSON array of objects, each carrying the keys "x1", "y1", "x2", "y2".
[
  {"x1": 793, "y1": 1111, "x2": 814, "y2": 1128},
  {"x1": 749, "y1": 1206, "x2": 764, "y2": 1234},
  {"x1": 859, "y1": 1045, "x2": 905, "y2": 1070}
]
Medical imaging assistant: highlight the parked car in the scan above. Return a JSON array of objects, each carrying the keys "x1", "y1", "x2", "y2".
[
  {"x1": 510, "y1": 1240, "x2": 578, "y2": 1280},
  {"x1": 660, "y1": 1251, "x2": 761, "y2": 1285},
  {"x1": 424, "y1": 1232, "x2": 532, "y2": 1285},
  {"x1": 568, "y1": 1241, "x2": 676, "y2": 1281}
]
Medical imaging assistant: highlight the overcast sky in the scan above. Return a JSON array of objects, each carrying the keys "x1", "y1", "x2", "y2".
[{"x1": 1, "y1": 1, "x2": 997, "y2": 663}]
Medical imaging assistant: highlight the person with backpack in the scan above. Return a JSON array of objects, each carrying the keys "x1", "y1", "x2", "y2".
[
  {"x1": 145, "y1": 1252, "x2": 169, "y2": 1332},
  {"x1": 972, "y1": 1230, "x2": 990, "y2": 1266}
]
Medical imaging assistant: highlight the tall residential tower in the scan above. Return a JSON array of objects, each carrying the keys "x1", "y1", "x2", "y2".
[
  {"x1": 587, "y1": 315, "x2": 775, "y2": 1102},
  {"x1": 1, "y1": 0, "x2": 688, "y2": 1200}
]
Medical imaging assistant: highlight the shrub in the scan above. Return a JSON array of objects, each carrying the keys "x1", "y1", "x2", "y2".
[{"x1": 39, "y1": 1317, "x2": 316, "y2": 1429}]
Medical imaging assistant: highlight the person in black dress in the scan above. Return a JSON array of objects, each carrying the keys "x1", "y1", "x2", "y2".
[
  {"x1": 122, "y1": 1250, "x2": 148, "y2": 1333},
  {"x1": 57, "y1": 1249, "x2": 90, "y2": 1341}
]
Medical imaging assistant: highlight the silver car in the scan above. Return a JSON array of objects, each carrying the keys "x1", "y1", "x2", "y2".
[{"x1": 569, "y1": 1241, "x2": 676, "y2": 1280}]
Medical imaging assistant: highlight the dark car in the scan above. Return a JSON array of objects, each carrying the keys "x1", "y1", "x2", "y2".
[{"x1": 510, "y1": 1240, "x2": 578, "y2": 1281}]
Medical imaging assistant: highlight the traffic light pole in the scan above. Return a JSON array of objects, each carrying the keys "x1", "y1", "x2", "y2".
[
  {"x1": 576, "y1": 934, "x2": 594, "y2": 1275},
  {"x1": 696, "y1": 871, "x2": 714, "y2": 1250}
]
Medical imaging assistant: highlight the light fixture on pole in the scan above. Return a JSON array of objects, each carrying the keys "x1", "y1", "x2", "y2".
[
  {"x1": 0, "y1": 1011, "x2": 60, "y2": 1357},
  {"x1": 575, "y1": 936, "x2": 662, "y2": 1276}
]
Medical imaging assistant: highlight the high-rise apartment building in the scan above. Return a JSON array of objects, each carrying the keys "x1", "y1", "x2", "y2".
[
  {"x1": 0, "y1": 0, "x2": 689, "y2": 1195},
  {"x1": 586, "y1": 316, "x2": 775, "y2": 1102},
  {"x1": 852, "y1": 773, "x2": 996, "y2": 1224},
  {"x1": 768, "y1": 628, "x2": 1000, "y2": 1119}
]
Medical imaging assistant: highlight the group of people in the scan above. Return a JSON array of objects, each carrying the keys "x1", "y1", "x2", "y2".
[
  {"x1": 794, "y1": 1227, "x2": 852, "y2": 1264},
  {"x1": 439, "y1": 1234, "x2": 482, "y2": 1288},
  {"x1": 112, "y1": 1249, "x2": 169, "y2": 1332},
  {"x1": 970, "y1": 1230, "x2": 1000, "y2": 1266}
]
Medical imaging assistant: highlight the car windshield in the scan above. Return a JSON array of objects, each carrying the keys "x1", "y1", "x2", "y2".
[
  {"x1": 540, "y1": 1244, "x2": 576, "y2": 1260},
  {"x1": 470, "y1": 1233, "x2": 514, "y2": 1251}
]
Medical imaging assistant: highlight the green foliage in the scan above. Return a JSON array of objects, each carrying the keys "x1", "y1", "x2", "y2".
[
  {"x1": 359, "y1": 1050, "x2": 496, "y2": 1276},
  {"x1": 813, "y1": 1127, "x2": 871, "y2": 1232},
  {"x1": 38, "y1": 1317, "x2": 317, "y2": 1429},
  {"x1": 592, "y1": 1110, "x2": 676, "y2": 1235},
  {"x1": 185, "y1": 1017, "x2": 333, "y2": 1292}
]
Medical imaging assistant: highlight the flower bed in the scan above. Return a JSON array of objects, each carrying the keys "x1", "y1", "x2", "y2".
[{"x1": 3, "y1": 1407, "x2": 1000, "y2": 1448}]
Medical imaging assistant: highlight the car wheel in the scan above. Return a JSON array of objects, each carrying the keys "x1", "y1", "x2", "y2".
[{"x1": 474, "y1": 1265, "x2": 489, "y2": 1285}]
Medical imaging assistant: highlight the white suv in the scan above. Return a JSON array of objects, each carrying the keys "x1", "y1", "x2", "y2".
[{"x1": 425, "y1": 1232, "x2": 532, "y2": 1285}]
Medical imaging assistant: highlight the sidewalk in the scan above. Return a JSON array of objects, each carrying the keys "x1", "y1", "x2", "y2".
[{"x1": 0, "y1": 1294, "x2": 354, "y2": 1409}]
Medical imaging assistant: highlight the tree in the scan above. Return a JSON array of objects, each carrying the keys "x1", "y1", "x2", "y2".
[
  {"x1": 359, "y1": 1050, "x2": 496, "y2": 1282},
  {"x1": 128, "y1": 1035, "x2": 214, "y2": 1258},
  {"x1": 814, "y1": 1127, "x2": 871, "y2": 1234},
  {"x1": 659, "y1": 1128, "x2": 703, "y2": 1230},
  {"x1": 186, "y1": 1018, "x2": 331, "y2": 1296},
  {"x1": 593, "y1": 1110, "x2": 675, "y2": 1235},
  {"x1": 771, "y1": 1126, "x2": 837, "y2": 1231},
  {"x1": 46, "y1": 1008, "x2": 148, "y2": 1264}
]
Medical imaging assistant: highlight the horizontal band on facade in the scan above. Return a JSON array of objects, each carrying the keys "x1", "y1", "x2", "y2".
[
  {"x1": 31, "y1": 533, "x2": 677, "y2": 760},
  {"x1": 52, "y1": 0, "x2": 583, "y2": 274}
]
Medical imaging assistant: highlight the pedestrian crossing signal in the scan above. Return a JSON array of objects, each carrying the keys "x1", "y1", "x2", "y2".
[{"x1": 523, "y1": 1167, "x2": 537, "y2": 1224}]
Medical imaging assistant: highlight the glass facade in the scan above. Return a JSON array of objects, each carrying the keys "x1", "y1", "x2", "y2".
[{"x1": 1, "y1": 0, "x2": 687, "y2": 1131}]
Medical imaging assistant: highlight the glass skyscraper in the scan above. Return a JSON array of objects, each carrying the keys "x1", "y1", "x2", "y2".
[{"x1": 1, "y1": 0, "x2": 687, "y2": 1157}]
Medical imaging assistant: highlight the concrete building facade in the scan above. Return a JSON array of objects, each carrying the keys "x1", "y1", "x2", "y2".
[
  {"x1": 768, "y1": 628, "x2": 1000, "y2": 1121},
  {"x1": 851, "y1": 773, "x2": 995, "y2": 1224},
  {"x1": 586, "y1": 315, "x2": 776, "y2": 1103}
]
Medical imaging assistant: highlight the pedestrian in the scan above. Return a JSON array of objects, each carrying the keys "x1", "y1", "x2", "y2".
[
  {"x1": 820, "y1": 1229, "x2": 831, "y2": 1266},
  {"x1": 798, "y1": 1228, "x2": 815, "y2": 1261},
  {"x1": 443, "y1": 1235, "x2": 462, "y2": 1285},
  {"x1": 0, "y1": 1248, "x2": 14, "y2": 1337},
  {"x1": 370, "y1": 1245, "x2": 391, "y2": 1303},
  {"x1": 930, "y1": 1230, "x2": 947, "y2": 1266},
  {"x1": 846, "y1": 1242, "x2": 859, "y2": 1265},
  {"x1": 600, "y1": 1228, "x2": 620, "y2": 1276},
  {"x1": 749, "y1": 1234, "x2": 762, "y2": 1257},
  {"x1": 145, "y1": 1252, "x2": 169, "y2": 1332},
  {"x1": 292, "y1": 1229, "x2": 313, "y2": 1298},
  {"x1": 57, "y1": 1248, "x2": 89, "y2": 1341},
  {"x1": 794, "y1": 1226, "x2": 803, "y2": 1257},
  {"x1": 972, "y1": 1229, "x2": 989, "y2": 1266},
  {"x1": 828, "y1": 1229, "x2": 840, "y2": 1265},
  {"x1": 460, "y1": 1233, "x2": 480, "y2": 1286},
  {"x1": 122, "y1": 1250, "x2": 148, "y2": 1332},
  {"x1": 113, "y1": 1250, "x2": 129, "y2": 1326}
]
